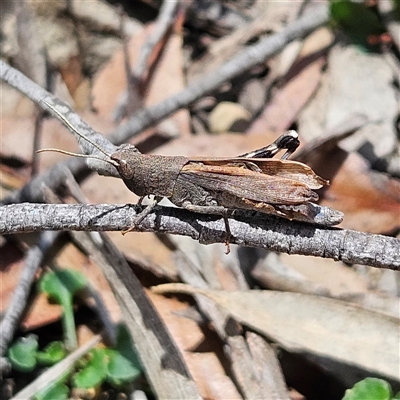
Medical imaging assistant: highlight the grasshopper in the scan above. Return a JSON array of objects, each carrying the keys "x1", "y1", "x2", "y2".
[{"x1": 39, "y1": 103, "x2": 343, "y2": 251}]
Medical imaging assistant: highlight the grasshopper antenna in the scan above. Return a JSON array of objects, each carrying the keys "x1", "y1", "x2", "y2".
[
  {"x1": 42, "y1": 100, "x2": 114, "y2": 160},
  {"x1": 36, "y1": 148, "x2": 119, "y2": 167}
]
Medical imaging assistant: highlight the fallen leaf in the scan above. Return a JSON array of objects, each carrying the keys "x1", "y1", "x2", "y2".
[
  {"x1": 246, "y1": 55, "x2": 325, "y2": 135},
  {"x1": 152, "y1": 283, "x2": 400, "y2": 381},
  {"x1": 91, "y1": 26, "x2": 189, "y2": 135},
  {"x1": 298, "y1": 45, "x2": 398, "y2": 159},
  {"x1": 319, "y1": 152, "x2": 400, "y2": 233}
]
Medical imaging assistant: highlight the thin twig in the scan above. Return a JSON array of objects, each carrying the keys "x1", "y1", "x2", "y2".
[
  {"x1": 113, "y1": 0, "x2": 180, "y2": 122},
  {"x1": 0, "y1": 203, "x2": 398, "y2": 270},
  {"x1": 63, "y1": 174, "x2": 198, "y2": 398},
  {"x1": 111, "y1": 4, "x2": 329, "y2": 144},
  {"x1": 0, "y1": 231, "x2": 59, "y2": 362},
  {"x1": 75, "y1": 231, "x2": 200, "y2": 399},
  {"x1": 0, "y1": 4, "x2": 329, "y2": 147}
]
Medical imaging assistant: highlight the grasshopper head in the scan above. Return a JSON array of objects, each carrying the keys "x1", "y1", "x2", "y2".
[{"x1": 110, "y1": 144, "x2": 141, "y2": 180}]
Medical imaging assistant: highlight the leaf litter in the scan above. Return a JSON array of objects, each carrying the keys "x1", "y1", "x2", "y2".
[{"x1": 0, "y1": 1, "x2": 399, "y2": 399}]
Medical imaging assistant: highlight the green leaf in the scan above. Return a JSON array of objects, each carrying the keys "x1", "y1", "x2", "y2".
[
  {"x1": 7, "y1": 335, "x2": 38, "y2": 372},
  {"x1": 38, "y1": 269, "x2": 87, "y2": 307},
  {"x1": 106, "y1": 350, "x2": 141, "y2": 387},
  {"x1": 106, "y1": 324, "x2": 142, "y2": 387},
  {"x1": 72, "y1": 348, "x2": 108, "y2": 389},
  {"x1": 113, "y1": 324, "x2": 140, "y2": 364},
  {"x1": 72, "y1": 326, "x2": 142, "y2": 390},
  {"x1": 34, "y1": 381, "x2": 69, "y2": 400},
  {"x1": 394, "y1": 0, "x2": 400, "y2": 19},
  {"x1": 330, "y1": 1, "x2": 385, "y2": 50},
  {"x1": 38, "y1": 269, "x2": 87, "y2": 350},
  {"x1": 393, "y1": 392, "x2": 400, "y2": 400},
  {"x1": 36, "y1": 341, "x2": 67, "y2": 366},
  {"x1": 342, "y1": 378, "x2": 392, "y2": 400}
]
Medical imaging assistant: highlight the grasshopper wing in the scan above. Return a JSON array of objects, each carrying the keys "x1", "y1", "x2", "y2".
[
  {"x1": 190, "y1": 157, "x2": 327, "y2": 189},
  {"x1": 181, "y1": 163, "x2": 318, "y2": 205}
]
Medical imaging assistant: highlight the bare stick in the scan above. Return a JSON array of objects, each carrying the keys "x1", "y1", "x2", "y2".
[
  {"x1": 73, "y1": 230, "x2": 200, "y2": 399},
  {"x1": 114, "y1": 0, "x2": 180, "y2": 122},
  {"x1": 0, "y1": 203, "x2": 398, "y2": 270},
  {"x1": 112, "y1": 4, "x2": 329, "y2": 144},
  {"x1": 0, "y1": 231, "x2": 59, "y2": 360}
]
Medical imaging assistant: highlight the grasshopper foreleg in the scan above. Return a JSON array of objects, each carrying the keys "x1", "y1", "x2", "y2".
[{"x1": 122, "y1": 196, "x2": 162, "y2": 235}]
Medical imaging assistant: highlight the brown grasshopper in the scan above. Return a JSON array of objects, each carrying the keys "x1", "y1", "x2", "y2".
[{"x1": 39, "y1": 104, "x2": 343, "y2": 251}]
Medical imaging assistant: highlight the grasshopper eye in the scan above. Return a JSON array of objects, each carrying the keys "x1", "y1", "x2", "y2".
[{"x1": 117, "y1": 158, "x2": 135, "y2": 179}]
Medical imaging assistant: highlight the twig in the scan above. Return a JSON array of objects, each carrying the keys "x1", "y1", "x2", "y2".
[
  {"x1": 0, "y1": 231, "x2": 59, "y2": 361},
  {"x1": 0, "y1": 4, "x2": 329, "y2": 147},
  {"x1": 246, "y1": 332, "x2": 290, "y2": 400},
  {"x1": 63, "y1": 174, "x2": 198, "y2": 397},
  {"x1": 31, "y1": 109, "x2": 45, "y2": 176},
  {"x1": 0, "y1": 60, "x2": 119, "y2": 178},
  {"x1": 133, "y1": 1, "x2": 179, "y2": 79},
  {"x1": 0, "y1": 203, "x2": 398, "y2": 270},
  {"x1": 112, "y1": 4, "x2": 329, "y2": 144},
  {"x1": 113, "y1": 0, "x2": 180, "y2": 122},
  {"x1": 74, "y1": 231, "x2": 200, "y2": 399}
]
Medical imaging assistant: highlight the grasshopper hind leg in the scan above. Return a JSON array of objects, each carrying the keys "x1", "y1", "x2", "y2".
[{"x1": 182, "y1": 202, "x2": 232, "y2": 254}]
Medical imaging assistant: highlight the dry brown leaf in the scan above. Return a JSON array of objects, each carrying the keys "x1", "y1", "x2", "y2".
[
  {"x1": 91, "y1": 26, "x2": 189, "y2": 135},
  {"x1": 0, "y1": 162, "x2": 30, "y2": 192},
  {"x1": 319, "y1": 152, "x2": 400, "y2": 233},
  {"x1": 107, "y1": 230, "x2": 179, "y2": 280},
  {"x1": 253, "y1": 253, "x2": 399, "y2": 318},
  {"x1": 247, "y1": 55, "x2": 325, "y2": 135},
  {"x1": 279, "y1": 254, "x2": 369, "y2": 297},
  {"x1": 186, "y1": 2, "x2": 302, "y2": 83},
  {"x1": 58, "y1": 56, "x2": 85, "y2": 102},
  {"x1": 153, "y1": 283, "x2": 400, "y2": 381},
  {"x1": 0, "y1": 117, "x2": 37, "y2": 160},
  {"x1": 21, "y1": 293, "x2": 62, "y2": 331}
]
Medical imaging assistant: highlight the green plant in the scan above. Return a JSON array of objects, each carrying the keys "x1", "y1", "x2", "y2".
[
  {"x1": 72, "y1": 324, "x2": 142, "y2": 390},
  {"x1": 330, "y1": 1, "x2": 387, "y2": 50},
  {"x1": 38, "y1": 269, "x2": 87, "y2": 350},
  {"x1": 343, "y1": 377, "x2": 400, "y2": 400}
]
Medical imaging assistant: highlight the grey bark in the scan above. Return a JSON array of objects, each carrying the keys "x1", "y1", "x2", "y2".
[{"x1": 1, "y1": 203, "x2": 398, "y2": 270}]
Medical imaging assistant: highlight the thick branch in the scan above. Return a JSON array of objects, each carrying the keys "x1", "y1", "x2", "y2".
[{"x1": 1, "y1": 203, "x2": 398, "y2": 270}]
